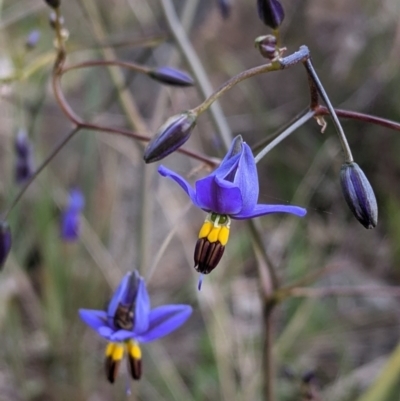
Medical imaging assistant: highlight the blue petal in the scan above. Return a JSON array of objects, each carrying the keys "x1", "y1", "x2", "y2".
[
  {"x1": 136, "y1": 305, "x2": 192, "y2": 343},
  {"x1": 133, "y1": 277, "x2": 151, "y2": 334},
  {"x1": 158, "y1": 166, "x2": 199, "y2": 207},
  {"x1": 219, "y1": 135, "x2": 243, "y2": 165},
  {"x1": 231, "y1": 143, "x2": 259, "y2": 214},
  {"x1": 107, "y1": 272, "x2": 132, "y2": 318},
  {"x1": 110, "y1": 329, "x2": 136, "y2": 342},
  {"x1": 233, "y1": 204, "x2": 307, "y2": 219},
  {"x1": 69, "y1": 189, "x2": 85, "y2": 211},
  {"x1": 98, "y1": 326, "x2": 114, "y2": 340},
  {"x1": 79, "y1": 309, "x2": 108, "y2": 331},
  {"x1": 195, "y1": 175, "x2": 243, "y2": 214}
]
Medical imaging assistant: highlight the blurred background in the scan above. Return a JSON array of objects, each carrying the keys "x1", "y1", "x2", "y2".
[{"x1": 1, "y1": 0, "x2": 400, "y2": 400}]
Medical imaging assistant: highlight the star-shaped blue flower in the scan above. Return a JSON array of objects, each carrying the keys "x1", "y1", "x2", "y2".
[
  {"x1": 158, "y1": 135, "x2": 306, "y2": 278},
  {"x1": 79, "y1": 271, "x2": 192, "y2": 382}
]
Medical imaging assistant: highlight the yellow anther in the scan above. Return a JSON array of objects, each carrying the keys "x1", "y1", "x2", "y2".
[
  {"x1": 105, "y1": 342, "x2": 115, "y2": 357},
  {"x1": 127, "y1": 340, "x2": 142, "y2": 359},
  {"x1": 207, "y1": 226, "x2": 221, "y2": 243},
  {"x1": 198, "y1": 221, "x2": 213, "y2": 239},
  {"x1": 112, "y1": 343, "x2": 124, "y2": 361},
  {"x1": 218, "y1": 225, "x2": 230, "y2": 246}
]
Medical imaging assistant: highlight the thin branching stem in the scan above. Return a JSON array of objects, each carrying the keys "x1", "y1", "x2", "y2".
[
  {"x1": 304, "y1": 59, "x2": 354, "y2": 162},
  {"x1": 254, "y1": 109, "x2": 316, "y2": 163}
]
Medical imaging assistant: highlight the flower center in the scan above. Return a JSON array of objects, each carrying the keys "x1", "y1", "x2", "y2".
[{"x1": 113, "y1": 304, "x2": 134, "y2": 330}]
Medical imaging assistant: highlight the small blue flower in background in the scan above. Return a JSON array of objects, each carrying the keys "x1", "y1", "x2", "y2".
[
  {"x1": 79, "y1": 271, "x2": 192, "y2": 383},
  {"x1": 14, "y1": 129, "x2": 35, "y2": 184},
  {"x1": 158, "y1": 135, "x2": 306, "y2": 283},
  {"x1": 61, "y1": 188, "x2": 85, "y2": 241}
]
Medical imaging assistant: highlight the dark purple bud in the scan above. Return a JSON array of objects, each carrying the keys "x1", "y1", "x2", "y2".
[
  {"x1": 14, "y1": 130, "x2": 30, "y2": 158},
  {"x1": 44, "y1": 0, "x2": 61, "y2": 9},
  {"x1": 0, "y1": 221, "x2": 12, "y2": 269},
  {"x1": 257, "y1": 0, "x2": 285, "y2": 29},
  {"x1": 14, "y1": 130, "x2": 34, "y2": 184},
  {"x1": 340, "y1": 162, "x2": 378, "y2": 229},
  {"x1": 143, "y1": 112, "x2": 197, "y2": 163},
  {"x1": 148, "y1": 67, "x2": 194, "y2": 87},
  {"x1": 255, "y1": 35, "x2": 278, "y2": 60},
  {"x1": 217, "y1": 0, "x2": 231, "y2": 19},
  {"x1": 25, "y1": 30, "x2": 41, "y2": 50}
]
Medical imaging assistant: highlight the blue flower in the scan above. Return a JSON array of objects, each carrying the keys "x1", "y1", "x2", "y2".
[
  {"x1": 79, "y1": 271, "x2": 192, "y2": 383},
  {"x1": 158, "y1": 135, "x2": 306, "y2": 278},
  {"x1": 60, "y1": 189, "x2": 85, "y2": 241}
]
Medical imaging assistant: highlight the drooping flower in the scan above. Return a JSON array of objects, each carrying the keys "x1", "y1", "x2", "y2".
[
  {"x1": 79, "y1": 271, "x2": 192, "y2": 383},
  {"x1": 60, "y1": 188, "x2": 85, "y2": 241},
  {"x1": 158, "y1": 135, "x2": 306, "y2": 283}
]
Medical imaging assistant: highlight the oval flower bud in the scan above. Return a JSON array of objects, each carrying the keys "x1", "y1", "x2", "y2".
[
  {"x1": 0, "y1": 221, "x2": 12, "y2": 269},
  {"x1": 148, "y1": 67, "x2": 194, "y2": 87},
  {"x1": 340, "y1": 162, "x2": 378, "y2": 229},
  {"x1": 143, "y1": 112, "x2": 197, "y2": 163},
  {"x1": 257, "y1": 0, "x2": 285, "y2": 29}
]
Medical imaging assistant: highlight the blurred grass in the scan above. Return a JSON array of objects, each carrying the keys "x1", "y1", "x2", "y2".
[{"x1": 0, "y1": 0, "x2": 399, "y2": 400}]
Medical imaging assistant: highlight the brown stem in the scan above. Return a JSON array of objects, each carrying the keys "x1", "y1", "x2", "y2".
[
  {"x1": 61, "y1": 59, "x2": 149, "y2": 75},
  {"x1": 51, "y1": 54, "x2": 217, "y2": 167},
  {"x1": 315, "y1": 105, "x2": 400, "y2": 132}
]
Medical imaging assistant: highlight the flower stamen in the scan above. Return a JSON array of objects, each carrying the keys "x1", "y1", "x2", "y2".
[
  {"x1": 194, "y1": 214, "x2": 230, "y2": 274},
  {"x1": 105, "y1": 342, "x2": 124, "y2": 383},
  {"x1": 127, "y1": 340, "x2": 142, "y2": 380}
]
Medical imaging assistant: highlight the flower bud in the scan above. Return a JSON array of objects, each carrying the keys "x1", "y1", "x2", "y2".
[
  {"x1": 340, "y1": 162, "x2": 378, "y2": 229},
  {"x1": 44, "y1": 0, "x2": 61, "y2": 9},
  {"x1": 0, "y1": 221, "x2": 12, "y2": 269},
  {"x1": 255, "y1": 35, "x2": 278, "y2": 60},
  {"x1": 148, "y1": 67, "x2": 194, "y2": 87},
  {"x1": 257, "y1": 0, "x2": 285, "y2": 29},
  {"x1": 25, "y1": 30, "x2": 41, "y2": 50},
  {"x1": 143, "y1": 112, "x2": 197, "y2": 163},
  {"x1": 14, "y1": 130, "x2": 34, "y2": 184}
]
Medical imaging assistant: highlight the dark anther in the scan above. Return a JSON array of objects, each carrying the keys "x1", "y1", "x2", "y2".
[
  {"x1": 105, "y1": 356, "x2": 120, "y2": 384},
  {"x1": 128, "y1": 355, "x2": 142, "y2": 380},
  {"x1": 194, "y1": 238, "x2": 225, "y2": 274}
]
